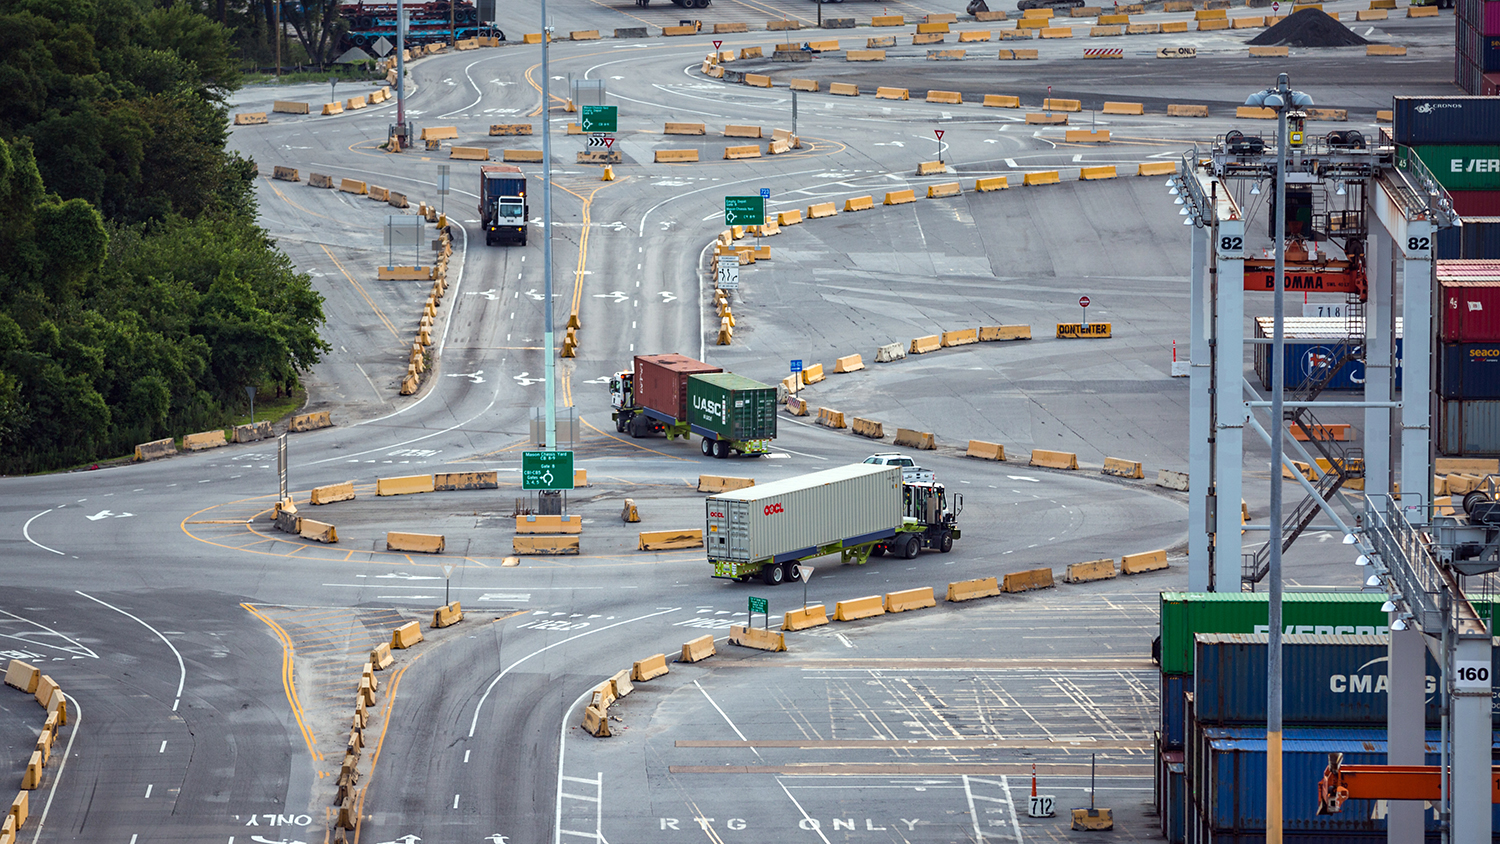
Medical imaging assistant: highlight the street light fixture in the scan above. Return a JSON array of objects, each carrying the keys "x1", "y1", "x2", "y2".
[{"x1": 1243, "y1": 71, "x2": 1312, "y2": 844}]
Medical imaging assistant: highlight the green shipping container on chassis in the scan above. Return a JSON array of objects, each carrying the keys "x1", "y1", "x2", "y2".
[{"x1": 687, "y1": 372, "x2": 778, "y2": 443}]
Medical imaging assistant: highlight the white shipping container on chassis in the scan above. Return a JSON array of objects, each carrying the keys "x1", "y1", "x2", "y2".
[{"x1": 705, "y1": 463, "x2": 905, "y2": 581}]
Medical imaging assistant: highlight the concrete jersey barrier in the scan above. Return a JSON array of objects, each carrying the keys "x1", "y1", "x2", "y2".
[
  {"x1": 1002, "y1": 568, "x2": 1055, "y2": 593},
  {"x1": 1065, "y1": 558, "x2": 1118, "y2": 583},
  {"x1": 946, "y1": 577, "x2": 1002, "y2": 602},
  {"x1": 729, "y1": 624, "x2": 786, "y2": 651},
  {"x1": 885, "y1": 587, "x2": 936, "y2": 613},
  {"x1": 1122, "y1": 549, "x2": 1169, "y2": 574},
  {"x1": 632, "y1": 653, "x2": 670, "y2": 681},
  {"x1": 893, "y1": 428, "x2": 936, "y2": 450},
  {"x1": 289, "y1": 411, "x2": 333, "y2": 432},
  {"x1": 782, "y1": 604, "x2": 829, "y2": 631},
  {"x1": 378, "y1": 474, "x2": 436, "y2": 496},
  {"x1": 834, "y1": 595, "x2": 885, "y2": 621},
  {"x1": 682, "y1": 634, "x2": 716, "y2": 663},
  {"x1": 134, "y1": 438, "x2": 177, "y2": 462},
  {"x1": 638, "y1": 528, "x2": 704, "y2": 550},
  {"x1": 387, "y1": 531, "x2": 445, "y2": 553}
]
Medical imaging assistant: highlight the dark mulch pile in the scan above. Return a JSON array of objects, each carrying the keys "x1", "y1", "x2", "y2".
[{"x1": 1247, "y1": 7, "x2": 1370, "y2": 47}]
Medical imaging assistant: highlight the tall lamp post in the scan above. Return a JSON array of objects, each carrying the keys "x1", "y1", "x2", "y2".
[{"x1": 1242, "y1": 72, "x2": 1313, "y2": 844}]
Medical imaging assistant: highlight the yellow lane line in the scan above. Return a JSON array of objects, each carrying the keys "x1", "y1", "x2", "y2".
[
  {"x1": 320, "y1": 245, "x2": 402, "y2": 342},
  {"x1": 580, "y1": 416, "x2": 690, "y2": 461},
  {"x1": 242, "y1": 603, "x2": 323, "y2": 762}
]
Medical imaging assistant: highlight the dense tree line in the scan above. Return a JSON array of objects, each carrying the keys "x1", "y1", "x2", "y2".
[{"x1": 0, "y1": 0, "x2": 328, "y2": 473}]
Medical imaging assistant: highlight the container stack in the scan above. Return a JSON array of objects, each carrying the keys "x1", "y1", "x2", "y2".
[
  {"x1": 1394, "y1": 96, "x2": 1500, "y2": 217},
  {"x1": 1456, "y1": 0, "x2": 1500, "y2": 94},
  {"x1": 1436, "y1": 216, "x2": 1500, "y2": 258},
  {"x1": 1437, "y1": 261, "x2": 1500, "y2": 455},
  {"x1": 1252, "y1": 317, "x2": 1403, "y2": 392}
]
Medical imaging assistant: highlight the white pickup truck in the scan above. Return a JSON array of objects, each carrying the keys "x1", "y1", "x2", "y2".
[{"x1": 863, "y1": 453, "x2": 936, "y2": 483}]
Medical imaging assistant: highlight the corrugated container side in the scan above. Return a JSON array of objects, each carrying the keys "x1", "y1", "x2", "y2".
[
  {"x1": 1439, "y1": 224, "x2": 1464, "y2": 259},
  {"x1": 1452, "y1": 189, "x2": 1500, "y2": 217},
  {"x1": 1394, "y1": 96, "x2": 1500, "y2": 145},
  {"x1": 1165, "y1": 763, "x2": 1186, "y2": 844},
  {"x1": 1440, "y1": 398, "x2": 1500, "y2": 454},
  {"x1": 1487, "y1": 0, "x2": 1500, "y2": 35},
  {"x1": 1439, "y1": 341, "x2": 1500, "y2": 397},
  {"x1": 1161, "y1": 672, "x2": 1192, "y2": 749},
  {"x1": 1441, "y1": 277, "x2": 1500, "y2": 340},
  {"x1": 706, "y1": 464, "x2": 901, "y2": 565},
  {"x1": 1487, "y1": 71, "x2": 1500, "y2": 95},
  {"x1": 1251, "y1": 317, "x2": 1404, "y2": 391},
  {"x1": 1158, "y1": 592, "x2": 1391, "y2": 675},
  {"x1": 687, "y1": 373, "x2": 777, "y2": 441},
  {"x1": 1414, "y1": 145, "x2": 1500, "y2": 191},
  {"x1": 1452, "y1": 220, "x2": 1500, "y2": 258},
  {"x1": 634, "y1": 354, "x2": 721, "y2": 421}
]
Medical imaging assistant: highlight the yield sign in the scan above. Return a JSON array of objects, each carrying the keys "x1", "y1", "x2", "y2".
[
  {"x1": 713, "y1": 40, "x2": 723, "y2": 49},
  {"x1": 605, "y1": 137, "x2": 615, "y2": 148},
  {"x1": 934, "y1": 129, "x2": 945, "y2": 140}
]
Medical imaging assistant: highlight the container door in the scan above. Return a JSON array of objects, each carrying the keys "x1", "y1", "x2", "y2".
[
  {"x1": 727, "y1": 501, "x2": 751, "y2": 561},
  {"x1": 706, "y1": 499, "x2": 730, "y2": 557}
]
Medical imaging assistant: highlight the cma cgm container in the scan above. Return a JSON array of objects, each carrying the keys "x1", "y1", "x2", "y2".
[
  {"x1": 1439, "y1": 341, "x2": 1500, "y2": 398},
  {"x1": 1440, "y1": 398, "x2": 1500, "y2": 454},
  {"x1": 1393, "y1": 95, "x2": 1500, "y2": 145},
  {"x1": 685, "y1": 372, "x2": 777, "y2": 456},
  {"x1": 1193, "y1": 634, "x2": 1453, "y2": 727},
  {"x1": 633, "y1": 354, "x2": 721, "y2": 422},
  {"x1": 706, "y1": 463, "x2": 902, "y2": 583},
  {"x1": 1157, "y1": 592, "x2": 1392, "y2": 676},
  {"x1": 1252, "y1": 317, "x2": 1403, "y2": 391}
]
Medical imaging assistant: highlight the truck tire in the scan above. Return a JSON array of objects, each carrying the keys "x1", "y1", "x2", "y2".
[
  {"x1": 762, "y1": 563, "x2": 785, "y2": 585},
  {"x1": 901, "y1": 534, "x2": 920, "y2": 559},
  {"x1": 713, "y1": 439, "x2": 729, "y2": 459},
  {"x1": 784, "y1": 562, "x2": 801, "y2": 582},
  {"x1": 939, "y1": 531, "x2": 953, "y2": 553},
  {"x1": 615, "y1": 413, "x2": 626, "y2": 433},
  {"x1": 701, "y1": 438, "x2": 713, "y2": 456},
  {"x1": 870, "y1": 543, "x2": 886, "y2": 557}
]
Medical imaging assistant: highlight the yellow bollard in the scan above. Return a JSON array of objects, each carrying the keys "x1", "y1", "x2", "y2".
[{"x1": 602, "y1": 165, "x2": 615, "y2": 181}]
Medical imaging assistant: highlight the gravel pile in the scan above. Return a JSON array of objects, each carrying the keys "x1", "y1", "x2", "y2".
[{"x1": 1247, "y1": 8, "x2": 1369, "y2": 47}]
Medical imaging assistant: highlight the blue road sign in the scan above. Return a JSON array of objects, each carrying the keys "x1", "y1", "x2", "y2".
[{"x1": 790, "y1": 360, "x2": 803, "y2": 373}]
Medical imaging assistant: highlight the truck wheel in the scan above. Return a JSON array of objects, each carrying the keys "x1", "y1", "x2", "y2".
[
  {"x1": 784, "y1": 562, "x2": 801, "y2": 582},
  {"x1": 939, "y1": 531, "x2": 953, "y2": 553},
  {"x1": 902, "y1": 534, "x2": 920, "y2": 559},
  {"x1": 701, "y1": 438, "x2": 712, "y2": 456},
  {"x1": 713, "y1": 440, "x2": 729, "y2": 459},
  {"x1": 762, "y1": 563, "x2": 784, "y2": 585},
  {"x1": 615, "y1": 414, "x2": 626, "y2": 433},
  {"x1": 870, "y1": 544, "x2": 886, "y2": 557}
]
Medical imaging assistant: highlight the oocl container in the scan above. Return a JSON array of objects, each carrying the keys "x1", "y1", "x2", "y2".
[
  {"x1": 1439, "y1": 340, "x2": 1500, "y2": 398},
  {"x1": 686, "y1": 372, "x2": 777, "y2": 443},
  {"x1": 633, "y1": 354, "x2": 721, "y2": 422},
  {"x1": 1157, "y1": 592, "x2": 1393, "y2": 676},
  {"x1": 705, "y1": 463, "x2": 903, "y2": 578},
  {"x1": 1252, "y1": 317, "x2": 1403, "y2": 391},
  {"x1": 1393, "y1": 95, "x2": 1500, "y2": 145},
  {"x1": 1440, "y1": 264, "x2": 1500, "y2": 340},
  {"x1": 1440, "y1": 398, "x2": 1500, "y2": 454}
]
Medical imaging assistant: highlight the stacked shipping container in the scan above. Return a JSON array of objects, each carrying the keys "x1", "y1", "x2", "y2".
[
  {"x1": 1394, "y1": 97, "x2": 1500, "y2": 215},
  {"x1": 1252, "y1": 317, "x2": 1403, "y2": 391},
  {"x1": 1436, "y1": 216, "x2": 1500, "y2": 258},
  {"x1": 1456, "y1": 0, "x2": 1500, "y2": 94},
  {"x1": 1437, "y1": 262, "x2": 1500, "y2": 454}
]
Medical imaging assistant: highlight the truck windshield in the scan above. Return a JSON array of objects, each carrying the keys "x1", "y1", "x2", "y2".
[{"x1": 498, "y1": 200, "x2": 524, "y2": 221}]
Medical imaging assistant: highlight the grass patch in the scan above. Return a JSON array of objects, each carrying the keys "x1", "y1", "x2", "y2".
[
  {"x1": 229, "y1": 386, "x2": 308, "y2": 428},
  {"x1": 242, "y1": 68, "x2": 384, "y2": 86}
]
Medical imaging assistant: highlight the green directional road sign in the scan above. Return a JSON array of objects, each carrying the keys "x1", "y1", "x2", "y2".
[
  {"x1": 580, "y1": 105, "x2": 618, "y2": 133},
  {"x1": 724, "y1": 196, "x2": 766, "y2": 227},
  {"x1": 522, "y1": 450, "x2": 575, "y2": 490},
  {"x1": 749, "y1": 596, "x2": 768, "y2": 615}
]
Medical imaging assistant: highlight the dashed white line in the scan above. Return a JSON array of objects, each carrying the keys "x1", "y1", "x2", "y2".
[
  {"x1": 453, "y1": 794, "x2": 460, "y2": 809},
  {"x1": 144, "y1": 784, "x2": 153, "y2": 799},
  {"x1": 158, "y1": 741, "x2": 167, "y2": 753}
]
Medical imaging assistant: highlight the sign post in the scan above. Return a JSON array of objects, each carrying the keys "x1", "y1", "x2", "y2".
[
  {"x1": 749, "y1": 595, "x2": 769, "y2": 629},
  {"x1": 437, "y1": 164, "x2": 450, "y2": 215},
  {"x1": 522, "y1": 450, "x2": 575, "y2": 490},
  {"x1": 796, "y1": 564, "x2": 815, "y2": 609},
  {"x1": 935, "y1": 128, "x2": 945, "y2": 164},
  {"x1": 1079, "y1": 295, "x2": 1090, "y2": 327},
  {"x1": 716, "y1": 254, "x2": 739, "y2": 290},
  {"x1": 724, "y1": 196, "x2": 766, "y2": 227},
  {"x1": 790, "y1": 359, "x2": 802, "y2": 393}
]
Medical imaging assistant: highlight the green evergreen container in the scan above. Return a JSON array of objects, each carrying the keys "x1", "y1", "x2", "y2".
[
  {"x1": 686, "y1": 373, "x2": 777, "y2": 442},
  {"x1": 1158, "y1": 593, "x2": 1390, "y2": 676}
]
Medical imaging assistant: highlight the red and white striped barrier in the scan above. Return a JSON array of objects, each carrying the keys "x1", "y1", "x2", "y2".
[{"x1": 1083, "y1": 48, "x2": 1124, "y2": 58}]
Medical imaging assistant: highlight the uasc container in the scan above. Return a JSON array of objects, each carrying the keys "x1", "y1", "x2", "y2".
[
  {"x1": 686, "y1": 372, "x2": 777, "y2": 443},
  {"x1": 705, "y1": 464, "x2": 902, "y2": 578},
  {"x1": 633, "y1": 354, "x2": 721, "y2": 421},
  {"x1": 1439, "y1": 341, "x2": 1500, "y2": 398}
]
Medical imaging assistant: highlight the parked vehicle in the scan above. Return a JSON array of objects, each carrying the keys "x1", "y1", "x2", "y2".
[{"x1": 863, "y1": 452, "x2": 936, "y2": 483}]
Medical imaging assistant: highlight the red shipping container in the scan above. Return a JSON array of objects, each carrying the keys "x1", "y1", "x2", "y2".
[
  {"x1": 633, "y1": 354, "x2": 721, "y2": 422},
  {"x1": 1487, "y1": 0, "x2": 1500, "y2": 35},
  {"x1": 1440, "y1": 265, "x2": 1500, "y2": 341},
  {"x1": 1451, "y1": 190, "x2": 1500, "y2": 216},
  {"x1": 1486, "y1": 72, "x2": 1500, "y2": 95}
]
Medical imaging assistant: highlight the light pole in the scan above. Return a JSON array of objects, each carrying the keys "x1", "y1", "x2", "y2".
[
  {"x1": 1242, "y1": 72, "x2": 1312, "y2": 844},
  {"x1": 540, "y1": 1, "x2": 556, "y2": 453}
]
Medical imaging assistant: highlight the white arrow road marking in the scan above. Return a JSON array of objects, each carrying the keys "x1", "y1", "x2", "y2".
[
  {"x1": 583, "y1": 376, "x2": 610, "y2": 384},
  {"x1": 376, "y1": 573, "x2": 442, "y2": 580},
  {"x1": 1007, "y1": 476, "x2": 1040, "y2": 483},
  {"x1": 592, "y1": 291, "x2": 629, "y2": 303},
  {"x1": 446, "y1": 370, "x2": 485, "y2": 384},
  {"x1": 514, "y1": 372, "x2": 542, "y2": 386},
  {"x1": 86, "y1": 510, "x2": 134, "y2": 521},
  {"x1": 467, "y1": 289, "x2": 500, "y2": 300},
  {"x1": 658, "y1": 292, "x2": 678, "y2": 303},
  {"x1": 525, "y1": 288, "x2": 545, "y2": 300},
  {"x1": 873, "y1": 141, "x2": 905, "y2": 147}
]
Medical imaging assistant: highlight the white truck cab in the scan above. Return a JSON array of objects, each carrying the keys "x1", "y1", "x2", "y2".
[{"x1": 863, "y1": 453, "x2": 935, "y2": 483}]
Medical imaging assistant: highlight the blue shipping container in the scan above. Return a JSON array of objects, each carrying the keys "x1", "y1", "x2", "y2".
[
  {"x1": 1252, "y1": 318, "x2": 1404, "y2": 391},
  {"x1": 1394, "y1": 95, "x2": 1500, "y2": 146},
  {"x1": 1166, "y1": 763, "x2": 1186, "y2": 844},
  {"x1": 1440, "y1": 341, "x2": 1500, "y2": 398},
  {"x1": 1192, "y1": 634, "x2": 1493, "y2": 727},
  {"x1": 1161, "y1": 672, "x2": 1191, "y2": 750}
]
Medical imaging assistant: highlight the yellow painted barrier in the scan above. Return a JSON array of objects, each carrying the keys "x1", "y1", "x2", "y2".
[
  {"x1": 926, "y1": 90, "x2": 963, "y2": 104},
  {"x1": 876, "y1": 87, "x2": 910, "y2": 100},
  {"x1": 1099, "y1": 13, "x2": 1129, "y2": 23},
  {"x1": 523, "y1": 32, "x2": 548, "y2": 43},
  {"x1": 917, "y1": 161, "x2": 947, "y2": 176},
  {"x1": 272, "y1": 166, "x2": 300, "y2": 182},
  {"x1": 1100, "y1": 457, "x2": 1144, "y2": 479},
  {"x1": 1122, "y1": 549, "x2": 1169, "y2": 574},
  {"x1": 377, "y1": 474, "x2": 435, "y2": 496},
  {"x1": 1090, "y1": 25, "x2": 1125, "y2": 35},
  {"x1": 338, "y1": 178, "x2": 368, "y2": 195},
  {"x1": 782, "y1": 604, "x2": 829, "y2": 631},
  {"x1": 960, "y1": 30, "x2": 993, "y2": 41},
  {"x1": 1139, "y1": 161, "x2": 1177, "y2": 176},
  {"x1": 1435, "y1": 457, "x2": 1500, "y2": 475},
  {"x1": 834, "y1": 353, "x2": 865, "y2": 373},
  {"x1": 450, "y1": 146, "x2": 490, "y2": 160},
  {"x1": 839, "y1": 417, "x2": 877, "y2": 440},
  {"x1": 1022, "y1": 7, "x2": 1055, "y2": 17},
  {"x1": 1031, "y1": 449, "x2": 1079, "y2": 470},
  {"x1": 1407, "y1": 5, "x2": 1438, "y2": 15},
  {"x1": 815, "y1": 407, "x2": 845, "y2": 429},
  {"x1": 807, "y1": 38, "x2": 841, "y2": 51},
  {"x1": 984, "y1": 94, "x2": 1021, "y2": 108},
  {"x1": 638, "y1": 528, "x2": 704, "y2": 550},
  {"x1": 872, "y1": 14, "x2": 905, "y2": 25},
  {"x1": 321, "y1": 102, "x2": 343, "y2": 116},
  {"x1": 928, "y1": 182, "x2": 962, "y2": 198},
  {"x1": 273, "y1": 100, "x2": 310, "y2": 114},
  {"x1": 421, "y1": 126, "x2": 459, "y2": 140},
  {"x1": 1024, "y1": 171, "x2": 1061, "y2": 186},
  {"x1": 730, "y1": 624, "x2": 786, "y2": 652},
  {"x1": 581, "y1": 704, "x2": 610, "y2": 737},
  {"x1": 778, "y1": 208, "x2": 804, "y2": 225},
  {"x1": 834, "y1": 595, "x2": 885, "y2": 622},
  {"x1": 5, "y1": 660, "x2": 40, "y2": 694},
  {"x1": 367, "y1": 185, "x2": 390, "y2": 202},
  {"x1": 1245, "y1": 48, "x2": 1286, "y2": 60},
  {"x1": 345, "y1": 95, "x2": 368, "y2": 110},
  {"x1": 434, "y1": 471, "x2": 500, "y2": 491},
  {"x1": 370, "y1": 642, "x2": 394, "y2": 670},
  {"x1": 655, "y1": 149, "x2": 700, "y2": 163},
  {"x1": 513, "y1": 535, "x2": 581, "y2": 555},
  {"x1": 503, "y1": 149, "x2": 543, "y2": 163},
  {"x1": 893, "y1": 428, "x2": 936, "y2": 450},
  {"x1": 1102, "y1": 101, "x2": 1144, "y2": 115},
  {"x1": 1065, "y1": 558, "x2": 1118, "y2": 583},
  {"x1": 632, "y1": 653, "x2": 669, "y2": 682},
  {"x1": 909, "y1": 334, "x2": 942, "y2": 354},
  {"x1": 884, "y1": 189, "x2": 916, "y2": 206},
  {"x1": 791, "y1": 78, "x2": 819, "y2": 92},
  {"x1": 847, "y1": 49, "x2": 887, "y2": 61},
  {"x1": 745, "y1": 73, "x2": 773, "y2": 88},
  {"x1": 829, "y1": 82, "x2": 860, "y2": 97},
  {"x1": 946, "y1": 577, "x2": 1002, "y2": 602},
  {"x1": 699, "y1": 475, "x2": 755, "y2": 493},
  {"x1": 942, "y1": 328, "x2": 978, "y2": 346},
  {"x1": 1040, "y1": 26, "x2": 1075, "y2": 37},
  {"x1": 1079, "y1": 164, "x2": 1117, "y2": 179},
  {"x1": 844, "y1": 195, "x2": 875, "y2": 212},
  {"x1": 808, "y1": 201, "x2": 837, "y2": 219},
  {"x1": 288, "y1": 411, "x2": 332, "y2": 432},
  {"x1": 1026, "y1": 113, "x2": 1068, "y2": 125},
  {"x1": 1370, "y1": 0, "x2": 1396, "y2": 7},
  {"x1": 885, "y1": 587, "x2": 936, "y2": 613},
  {"x1": 976, "y1": 176, "x2": 1009, "y2": 191},
  {"x1": 34, "y1": 675, "x2": 59, "y2": 709},
  {"x1": 377, "y1": 265, "x2": 432, "y2": 280},
  {"x1": 12, "y1": 789, "x2": 30, "y2": 828},
  {"x1": 516, "y1": 514, "x2": 583, "y2": 535},
  {"x1": 1069, "y1": 130, "x2": 1112, "y2": 144},
  {"x1": 1232, "y1": 15, "x2": 1266, "y2": 27},
  {"x1": 1308, "y1": 108, "x2": 1348, "y2": 121},
  {"x1": 1160, "y1": 19, "x2": 1190, "y2": 31},
  {"x1": 182, "y1": 429, "x2": 227, "y2": 451},
  {"x1": 803, "y1": 362, "x2": 825, "y2": 384},
  {"x1": 1129, "y1": 23, "x2": 1162, "y2": 33},
  {"x1": 967, "y1": 440, "x2": 1006, "y2": 460},
  {"x1": 570, "y1": 29, "x2": 602, "y2": 39},
  {"x1": 665, "y1": 122, "x2": 706, "y2": 135},
  {"x1": 681, "y1": 634, "x2": 716, "y2": 663},
  {"x1": 432, "y1": 601, "x2": 464, "y2": 629},
  {"x1": 913, "y1": 32, "x2": 946, "y2": 44},
  {"x1": 574, "y1": 468, "x2": 588, "y2": 488},
  {"x1": 979, "y1": 324, "x2": 1031, "y2": 340},
  {"x1": 387, "y1": 531, "x2": 445, "y2": 553},
  {"x1": 22, "y1": 752, "x2": 41, "y2": 789},
  {"x1": 1002, "y1": 568, "x2": 1056, "y2": 593},
  {"x1": 391, "y1": 621, "x2": 424, "y2": 649},
  {"x1": 724, "y1": 144, "x2": 762, "y2": 160},
  {"x1": 299, "y1": 519, "x2": 338, "y2": 543},
  {"x1": 1367, "y1": 44, "x2": 1406, "y2": 55}
]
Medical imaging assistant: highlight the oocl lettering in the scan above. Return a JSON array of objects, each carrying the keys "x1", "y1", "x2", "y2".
[
  {"x1": 709, "y1": 511, "x2": 724, "y2": 519},
  {"x1": 764, "y1": 502, "x2": 784, "y2": 515}
]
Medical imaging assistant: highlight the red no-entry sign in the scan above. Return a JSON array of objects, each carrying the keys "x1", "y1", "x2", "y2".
[{"x1": 1080, "y1": 296, "x2": 1090, "y2": 308}]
